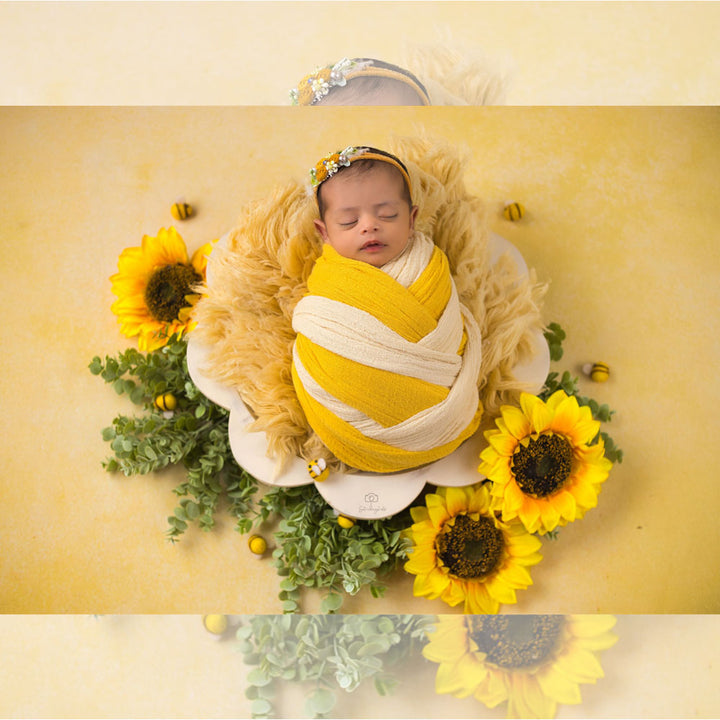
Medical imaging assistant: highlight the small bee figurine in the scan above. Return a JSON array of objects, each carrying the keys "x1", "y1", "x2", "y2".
[
  {"x1": 582, "y1": 362, "x2": 610, "y2": 383},
  {"x1": 171, "y1": 201, "x2": 193, "y2": 221},
  {"x1": 503, "y1": 202, "x2": 525, "y2": 222},
  {"x1": 248, "y1": 534, "x2": 267, "y2": 556},
  {"x1": 308, "y1": 457, "x2": 329, "y2": 482},
  {"x1": 337, "y1": 515, "x2": 355, "y2": 529},
  {"x1": 154, "y1": 392, "x2": 177, "y2": 411}
]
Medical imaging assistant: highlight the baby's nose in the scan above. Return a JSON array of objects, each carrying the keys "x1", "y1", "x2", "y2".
[{"x1": 359, "y1": 215, "x2": 379, "y2": 232}]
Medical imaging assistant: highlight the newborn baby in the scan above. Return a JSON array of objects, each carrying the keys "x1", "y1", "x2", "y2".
[{"x1": 291, "y1": 146, "x2": 484, "y2": 473}]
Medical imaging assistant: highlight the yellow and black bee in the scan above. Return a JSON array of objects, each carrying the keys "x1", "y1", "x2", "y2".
[
  {"x1": 582, "y1": 362, "x2": 610, "y2": 383},
  {"x1": 154, "y1": 392, "x2": 177, "y2": 411},
  {"x1": 503, "y1": 202, "x2": 525, "y2": 222},
  {"x1": 171, "y1": 202, "x2": 193, "y2": 221},
  {"x1": 308, "y1": 457, "x2": 329, "y2": 482}
]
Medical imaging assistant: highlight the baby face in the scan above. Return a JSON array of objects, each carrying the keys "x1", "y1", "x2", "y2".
[{"x1": 314, "y1": 164, "x2": 418, "y2": 267}]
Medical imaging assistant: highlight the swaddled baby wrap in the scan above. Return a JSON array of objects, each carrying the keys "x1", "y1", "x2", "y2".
[{"x1": 291, "y1": 231, "x2": 483, "y2": 473}]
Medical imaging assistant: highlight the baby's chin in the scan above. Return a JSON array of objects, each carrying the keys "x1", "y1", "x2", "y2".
[{"x1": 358, "y1": 246, "x2": 402, "y2": 267}]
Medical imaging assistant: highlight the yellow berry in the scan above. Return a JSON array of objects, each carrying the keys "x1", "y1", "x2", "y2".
[
  {"x1": 503, "y1": 202, "x2": 525, "y2": 221},
  {"x1": 171, "y1": 202, "x2": 193, "y2": 221},
  {"x1": 337, "y1": 515, "x2": 355, "y2": 529},
  {"x1": 203, "y1": 614, "x2": 228, "y2": 635},
  {"x1": 248, "y1": 534, "x2": 267, "y2": 554},
  {"x1": 154, "y1": 392, "x2": 177, "y2": 411}
]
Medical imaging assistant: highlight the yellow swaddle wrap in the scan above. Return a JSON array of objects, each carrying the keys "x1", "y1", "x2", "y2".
[{"x1": 291, "y1": 232, "x2": 483, "y2": 473}]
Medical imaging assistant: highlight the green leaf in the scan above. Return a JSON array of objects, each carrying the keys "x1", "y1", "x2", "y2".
[
  {"x1": 282, "y1": 599, "x2": 298, "y2": 613},
  {"x1": 250, "y1": 699, "x2": 272, "y2": 716},
  {"x1": 247, "y1": 668, "x2": 272, "y2": 687},
  {"x1": 305, "y1": 688, "x2": 336, "y2": 717},
  {"x1": 321, "y1": 593, "x2": 343, "y2": 613}
]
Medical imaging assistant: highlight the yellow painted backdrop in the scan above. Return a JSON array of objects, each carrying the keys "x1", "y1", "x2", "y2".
[{"x1": 1, "y1": 106, "x2": 719, "y2": 615}]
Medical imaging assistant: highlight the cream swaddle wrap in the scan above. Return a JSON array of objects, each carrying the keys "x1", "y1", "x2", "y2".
[{"x1": 291, "y1": 231, "x2": 483, "y2": 473}]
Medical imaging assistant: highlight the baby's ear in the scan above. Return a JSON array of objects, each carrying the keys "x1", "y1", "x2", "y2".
[
  {"x1": 314, "y1": 218, "x2": 330, "y2": 241},
  {"x1": 409, "y1": 205, "x2": 419, "y2": 229}
]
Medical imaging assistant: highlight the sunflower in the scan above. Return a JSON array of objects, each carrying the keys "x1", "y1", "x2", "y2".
[
  {"x1": 479, "y1": 391, "x2": 613, "y2": 535},
  {"x1": 423, "y1": 614, "x2": 618, "y2": 719},
  {"x1": 404, "y1": 484, "x2": 543, "y2": 614},
  {"x1": 110, "y1": 227, "x2": 212, "y2": 352}
]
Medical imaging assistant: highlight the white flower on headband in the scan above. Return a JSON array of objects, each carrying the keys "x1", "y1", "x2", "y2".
[
  {"x1": 290, "y1": 58, "x2": 375, "y2": 105},
  {"x1": 309, "y1": 146, "x2": 370, "y2": 188}
]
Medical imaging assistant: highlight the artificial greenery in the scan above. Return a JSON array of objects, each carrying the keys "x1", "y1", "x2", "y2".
[
  {"x1": 236, "y1": 614, "x2": 434, "y2": 719},
  {"x1": 540, "y1": 324, "x2": 624, "y2": 465},
  {"x1": 90, "y1": 336, "x2": 412, "y2": 611},
  {"x1": 89, "y1": 335, "x2": 258, "y2": 541},
  {"x1": 257, "y1": 485, "x2": 412, "y2": 614}
]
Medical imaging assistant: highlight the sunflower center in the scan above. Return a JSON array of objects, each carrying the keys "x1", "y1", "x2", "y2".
[
  {"x1": 469, "y1": 615, "x2": 565, "y2": 670},
  {"x1": 512, "y1": 433, "x2": 573, "y2": 498},
  {"x1": 436, "y1": 514, "x2": 504, "y2": 580},
  {"x1": 144, "y1": 263, "x2": 201, "y2": 323}
]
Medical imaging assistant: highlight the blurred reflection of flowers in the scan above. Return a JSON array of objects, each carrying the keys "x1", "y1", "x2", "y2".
[
  {"x1": 423, "y1": 614, "x2": 618, "y2": 719},
  {"x1": 232, "y1": 613, "x2": 617, "y2": 719}
]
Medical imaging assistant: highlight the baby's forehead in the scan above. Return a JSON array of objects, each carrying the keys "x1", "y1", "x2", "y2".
[{"x1": 327, "y1": 162, "x2": 405, "y2": 192}]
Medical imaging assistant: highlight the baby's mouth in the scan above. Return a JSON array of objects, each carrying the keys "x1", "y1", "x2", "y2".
[{"x1": 361, "y1": 240, "x2": 385, "y2": 250}]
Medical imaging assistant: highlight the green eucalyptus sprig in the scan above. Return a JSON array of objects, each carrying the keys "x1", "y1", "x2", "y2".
[
  {"x1": 237, "y1": 614, "x2": 434, "y2": 719},
  {"x1": 89, "y1": 335, "x2": 258, "y2": 541},
  {"x1": 540, "y1": 324, "x2": 624, "y2": 465},
  {"x1": 257, "y1": 485, "x2": 413, "y2": 613}
]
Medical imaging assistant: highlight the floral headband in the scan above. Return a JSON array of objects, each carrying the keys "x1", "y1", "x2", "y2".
[
  {"x1": 290, "y1": 57, "x2": 431, "y2": 106},
  {"x1": 309, "y1": 146, "x2": 413, "y2": 200}
]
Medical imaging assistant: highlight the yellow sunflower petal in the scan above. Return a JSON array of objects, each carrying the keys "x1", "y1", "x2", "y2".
[
  {"x1": 500, "y1": 405, "x2": 533, "y2": 439},
  {"x1": 555, "y1": 647, "x2": 605, "y2": 682},
  {"x1": 435, "y1": 661, "x2": 476, "y2": 697},
  {"x1": 537, "y1": 664, "x2": 584, "y2": 705},
  {"x1": 569, "y1": 615, "x2": 617, "y2": 638},
  {"x1": 496, "y1": 559, "x2": 534, "y2": 588},
  {"x1": 464, "y1": 580, "x2": 500, "y2": 614},
  {"x1": 404, "y1": 547, "x2": 438, "y2": 574},
  {"x1": 508, "y1": 674, "x2": 557, "y2": 719},
  {"x1": 444, "y1": 486, "x2": 471, "y2": 517},
  {"x1": 477, "y1": 670, "x2": 509, "y2": 707},
  {"x1": 145, "y1": 227, "x2": 189, "y2": 266},
  {"x1": 413, "y1": 569, "x2": 447, "y2": 600},
  {"x1": 409, "y1": 506, "x2": 430, "y2": 524},
  {"x1": 516, "y1": 495, "x2": 542, "y2": 533},
  {"x1": 486, "y1": 428, "x2": 519, "y2": 457},
  {"x1": 422, "y1": 619, "x2": 470, "y2": 663},
  {"x1": 190, "y1": 241, "x2": 213, "y2": 275}
]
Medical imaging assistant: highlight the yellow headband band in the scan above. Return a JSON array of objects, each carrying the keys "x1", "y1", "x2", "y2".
[
  {"x1": 310, "y1": 146, "x2": 413, "y2": 200},
  {"x1": 291, "y1": 57, "x2": 430, "y2": 106}
]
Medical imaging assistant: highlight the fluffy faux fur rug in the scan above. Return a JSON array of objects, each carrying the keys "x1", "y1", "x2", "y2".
[{"x1": 192, "y1": 136, "x2": 546, "y2": 471}]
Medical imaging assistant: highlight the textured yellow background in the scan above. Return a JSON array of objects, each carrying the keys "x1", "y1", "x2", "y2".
[
  {"x1": 1, "y1": 106, "x2": 719, "y2": 615},
  {"x1": 1, "y1": 1, "x2": 719, "y2": 105},
  {"x1": 0, "y1": 615, "x2": 718, "y2": 718}
]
